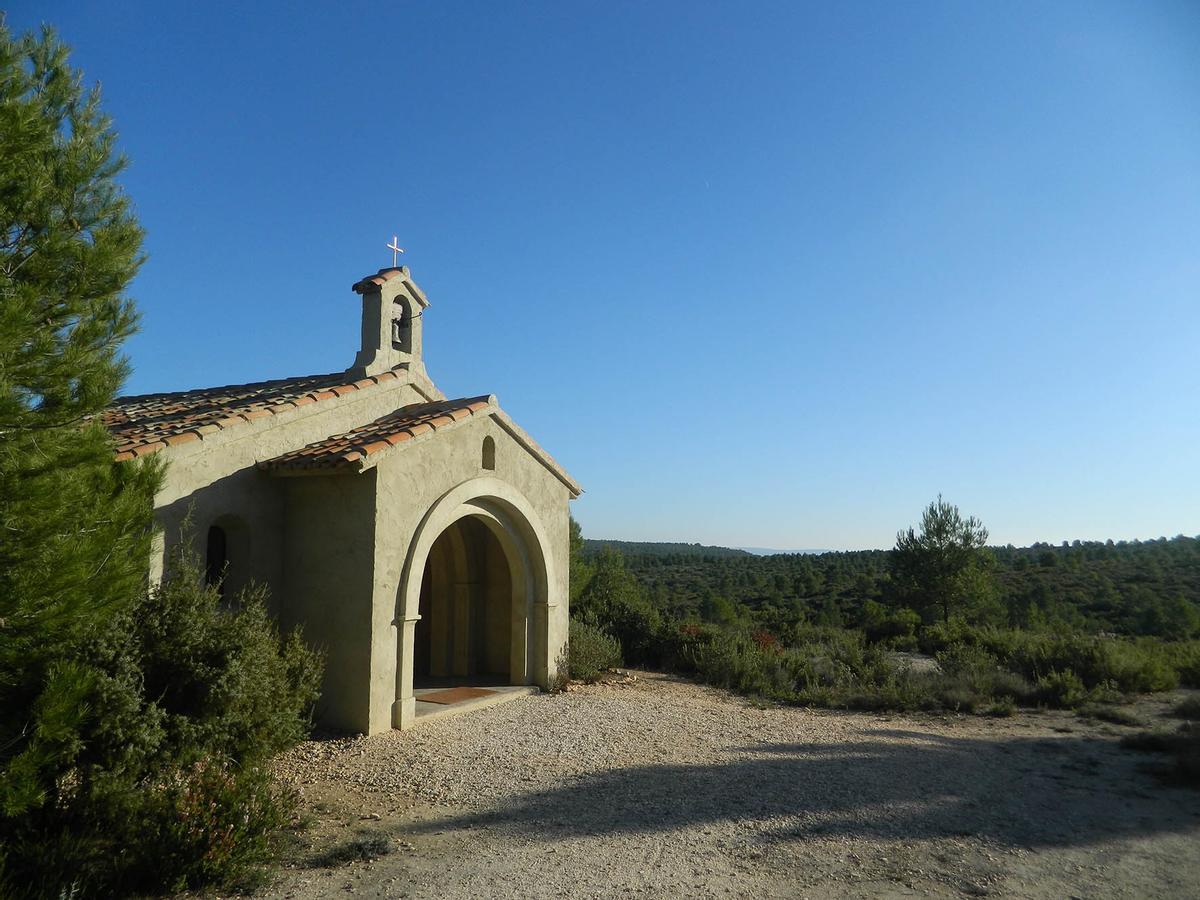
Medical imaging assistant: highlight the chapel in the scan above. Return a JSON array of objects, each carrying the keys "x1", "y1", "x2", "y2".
[{"x1": 102, "y1": 265, "x2": 580, "y2": 734}]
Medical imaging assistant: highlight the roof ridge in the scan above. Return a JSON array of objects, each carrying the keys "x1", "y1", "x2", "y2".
[
  {"x1": 259, "y1": 395, "x2": 497, "y2": 472},
  {"x1": 111, "y1": 366, "x2": 408, "y2": 404},
  {"x1": 105, "y1": 365, "x2": 412, "y2": 461}
]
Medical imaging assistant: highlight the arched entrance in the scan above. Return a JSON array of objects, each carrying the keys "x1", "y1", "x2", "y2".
[
  {"x1": 413, "y1": 517, "x2": 515, "y2": 683},
  {"x1": 393, "y1": 477, "x2": 558, "y2": 730}
]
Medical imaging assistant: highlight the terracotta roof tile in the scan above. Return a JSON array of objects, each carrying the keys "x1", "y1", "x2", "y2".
[
  {"x1": 133, "y1": 441, "x2": 166, "y2": 457},
  {"x1": 101, "y1": 367, "x2": 408, "y2": 459},
  {"x1": 259, "y1": 396, "x2": 496, "y2": 473},
  {"x1": 352, "y1": 267, "x2": 406, "y2": 293}
]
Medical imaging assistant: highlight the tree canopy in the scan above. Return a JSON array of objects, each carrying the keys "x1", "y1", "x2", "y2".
[
  {"x1": 0, "y1": 22, "x2": 160, "y2": 817},
  {"x1": 889, "y1": 495, "x2": 994, "y2": 624}
]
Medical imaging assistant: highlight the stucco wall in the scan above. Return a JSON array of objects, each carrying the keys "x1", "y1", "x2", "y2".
[
  {"x1": 281, "y1": 469, "x2": 378, "y2": 733},
  {"x1": 482, "y1": 526, "x2": 511, "y2": 675},
  {"x1": 155, "y1": 465, "x2": 286, "y2": 614},
  {"x1": 150, "y1": 376, "x2": 435, "y2": 600},
  {"x1": 145, "y1": 371, "x2": 573, "y2": 736},
  {"x1": 370, "y1": 413, "x2": 572, "y2": 732}
]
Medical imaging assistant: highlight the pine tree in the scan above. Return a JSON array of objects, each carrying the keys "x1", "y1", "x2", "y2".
[
  {"x1": 568, "y1": 515, "x2": 594, "y2": 602},
  {"x1": 0, "y1": 23, "x2": 160, "y2": 817},
  {"x1": 889, "y1": 495, "x2": 993, "y2": 624}
]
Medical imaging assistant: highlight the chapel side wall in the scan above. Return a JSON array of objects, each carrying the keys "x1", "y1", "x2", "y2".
[
  {"x1": 154, "y1": 468, "x2": 286, "y2": 615},
  {"x1": 281, "y1": 470, "x2": 378, "y2": 734},
  {"x1": 368, "y1": 415, "x2": 573, "y2": 732},
  {"x1": 147, "y1": 379, "x2": 431, "y2": 613}
]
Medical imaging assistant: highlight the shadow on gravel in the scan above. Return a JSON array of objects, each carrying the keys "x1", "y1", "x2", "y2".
[{"x1": 415, "y1": 730, "x2": 1200, "y2": 848}]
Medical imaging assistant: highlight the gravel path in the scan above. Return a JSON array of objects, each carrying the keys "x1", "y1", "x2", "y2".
[{"x1": 265, "y1": 672, "x2": 1200, "y2": 899}]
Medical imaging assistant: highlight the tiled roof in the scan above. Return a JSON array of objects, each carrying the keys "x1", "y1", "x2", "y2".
[
  {"x1": 102, "y1": 367, "x2": 408, "y2": 462},
  {"x1": 353, "y1": 266, "x2": 406, "y2": 292},
  {"x1": 258, "y1": 396, "x2": 495, "y2": 473},
  {"x1": 351, "y1": 266, "x2": 430, "y2": 303}
]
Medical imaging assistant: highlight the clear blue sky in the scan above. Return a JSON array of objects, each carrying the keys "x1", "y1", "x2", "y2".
[{"x1": 11, "y1": 1, "x2": 1200, "y2": 550}]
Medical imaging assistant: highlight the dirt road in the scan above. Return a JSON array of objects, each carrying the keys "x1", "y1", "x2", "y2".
[{"x1": 266, "y1": 672, "x2": 1200, "y2": 899}]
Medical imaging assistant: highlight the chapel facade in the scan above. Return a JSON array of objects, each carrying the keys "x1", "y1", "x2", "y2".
[{"x1": 102, "y1": 267, "x2": 580, "y2": 734}]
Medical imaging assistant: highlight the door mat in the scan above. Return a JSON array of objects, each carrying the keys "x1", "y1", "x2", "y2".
[{"x1": 416, "y1": 687, "x2": 498, "y2": 705}]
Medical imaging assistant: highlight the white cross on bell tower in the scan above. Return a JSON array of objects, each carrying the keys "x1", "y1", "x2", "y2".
[{"x1": 386, "y1": 235, "x2": 404, "y2": 267}]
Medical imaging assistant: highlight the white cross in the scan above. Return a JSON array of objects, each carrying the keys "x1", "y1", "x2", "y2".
[{"x1": 386, "y1": 235, "x2": 405, "y2": 267}]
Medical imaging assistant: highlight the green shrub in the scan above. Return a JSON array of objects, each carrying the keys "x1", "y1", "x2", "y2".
[
  {"x1": 141, "y1": 759, "x2": 296, "y2": 892},
  {"x1": 936, "y1": 683, "x2": 982, "y2": 713},
  {"x1": 861, "y1": 602, "x2": 921, "y2": 647},
  {"x1": 1165, "y1": 642, "x2": 1200, "y2": 687},
  {"x1": 1085, "y1": 679, "x2": 1124, "y2": 704},
  {"x1": 0, "y1": 542, "x2": 323, "y2": 898},
  {"x1": 573, "y1": 552, "x2": 664, "y2": 665},
  {"x1": 917, "y1": 619, "x2": 975, "y2": 654},
  {"x1": 663, "y1": 620, "x2": 1188, "y2": 716},
  {"x1": 928, "y1": 642, "x2": 1033, "y2": 711},
  {"x1": 1002, "y1": 634, "x2": 1178, "y2": 694},
  {"x1": 568, "y1": 619, "x2": 622, "y2": 682},
  {"x1": 839, "y1": 677, "x2": 930, "y2": 712},
  {"x1": 1035, "y1": 669, "x2": 1088, "y2": 708},
  {"x1": 1172, "y1": 696, "x2": 1200, "y2": 719},
  {"x1": 936, "y1": 642, "x2": 997, "y2": 678},
  {"x1": 687, "y1": 631, "x2": 794, "y2": 700},
  {"x1": 985, "y1": 698, "x2": 1017, "y2": 717}
]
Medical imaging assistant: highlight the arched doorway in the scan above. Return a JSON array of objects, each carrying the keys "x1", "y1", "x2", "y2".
[
  {"x1": 413, "y1": 517, "x2": 514, "y2": 684},
  {"x1": 394, "y1": 477, "x2": 559, "y2": 730}
]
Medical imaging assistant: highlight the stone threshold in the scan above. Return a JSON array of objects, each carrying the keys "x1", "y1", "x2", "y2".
[{"x1": 412, "y1": 684, "x2": 539, "y2": 725}]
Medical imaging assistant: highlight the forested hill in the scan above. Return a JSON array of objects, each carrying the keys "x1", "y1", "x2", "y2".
[
  {"x1": 594, "y1": 534, "x2": 1200, "y2": 638},
  {"x1": 583, "y1": 539, "x2": 751, "y2": 559}
]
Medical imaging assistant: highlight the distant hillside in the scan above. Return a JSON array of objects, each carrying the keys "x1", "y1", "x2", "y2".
[
  {"x1": 741, "y1": 547, "x2": 831, "y2": 556},
  {"x1": 603, "y1": 534, "x2": 1200, "y2": 639},
  {"x1": 583, "y1": 539, "x2": 751, "y2": 559}
]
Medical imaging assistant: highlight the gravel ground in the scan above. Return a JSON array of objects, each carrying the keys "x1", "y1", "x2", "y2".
[{"x1": 262, "y1": 672, "x2": 1200, "y2": 899}]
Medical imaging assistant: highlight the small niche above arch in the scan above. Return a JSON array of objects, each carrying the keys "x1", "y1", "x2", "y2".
[{"x1": 482, "y1": 435, "x2": 496, "y2": 471}]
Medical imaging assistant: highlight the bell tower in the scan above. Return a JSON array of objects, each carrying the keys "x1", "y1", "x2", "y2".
[{"x1": 349, "y1": 266, "x2": 430, "y2": 378}]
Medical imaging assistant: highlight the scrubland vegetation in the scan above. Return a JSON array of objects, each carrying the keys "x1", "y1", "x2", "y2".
[
  {"x1": 0, "y1": 536, "x2": 323, "y2": 899},
  {"x1": 569, "y1": 511, "x2": 1200, "y2": 785}
]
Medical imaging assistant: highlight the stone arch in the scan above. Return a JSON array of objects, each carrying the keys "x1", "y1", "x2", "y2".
[
  {"x1": 413, "y1": 518, "x2": 510, "y2": 681},
  {"x1": 392, "y1": 477, "x2": 555, "y2": 729}
]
